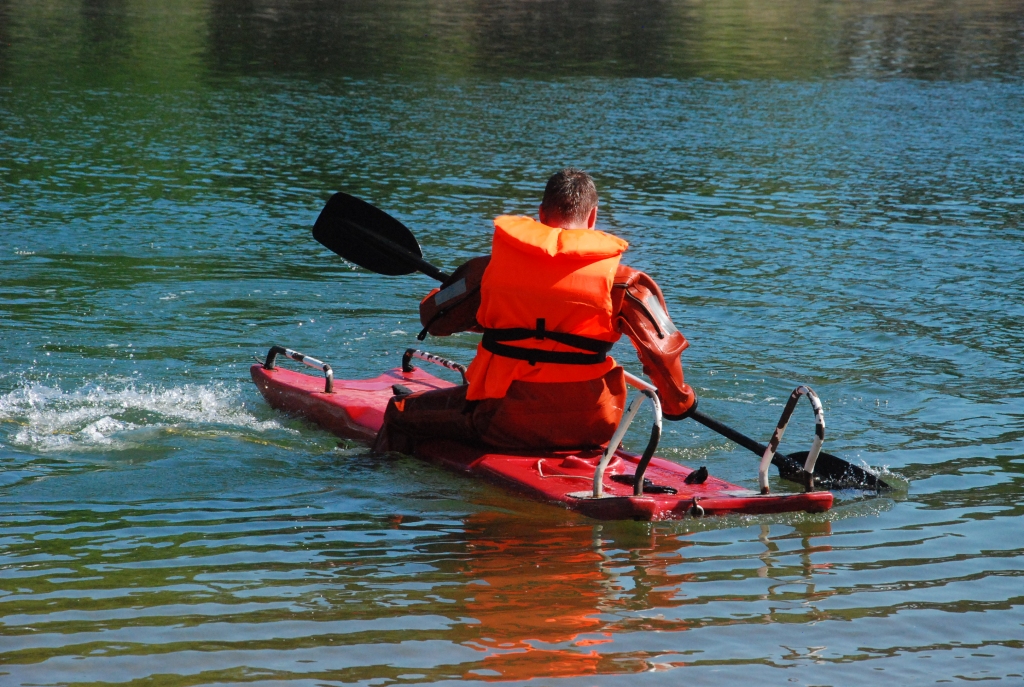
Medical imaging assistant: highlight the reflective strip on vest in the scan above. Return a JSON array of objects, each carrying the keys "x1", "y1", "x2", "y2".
[{"x1": 465, "y1": 215, "x2": 628, "y2": 401}]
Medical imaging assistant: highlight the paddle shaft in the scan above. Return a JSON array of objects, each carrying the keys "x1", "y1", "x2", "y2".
[{"x1": 690, "y1": 409, "x2": 797, "y2": 471}]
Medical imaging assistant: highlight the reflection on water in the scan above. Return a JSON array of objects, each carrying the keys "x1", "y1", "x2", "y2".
[
  {"x1": 2, "y1": 0, "x2": 1024, "y2": 683},
  {"x1": 2, "y1": 0, "x2": 1023, "y2": 82},
  {"x1": 0, "y1": 489, "x2": 1017, "y2": 682}
]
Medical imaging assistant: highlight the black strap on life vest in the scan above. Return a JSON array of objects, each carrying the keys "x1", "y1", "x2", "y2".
[{"x1": 481, "y1": 318, "x2": 614, "y2": 366}]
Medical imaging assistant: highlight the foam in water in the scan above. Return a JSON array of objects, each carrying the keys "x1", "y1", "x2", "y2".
[
  {"x1": 867, "y1": 462, "x2": 911, "y2": 493},
  {"x1": 0, "y1": 378, "x2": 286, "y2": 453}
]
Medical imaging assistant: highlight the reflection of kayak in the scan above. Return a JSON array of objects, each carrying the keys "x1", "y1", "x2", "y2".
[{"x1": 250, "y1": 347, "x2": 833, "y2": 520}]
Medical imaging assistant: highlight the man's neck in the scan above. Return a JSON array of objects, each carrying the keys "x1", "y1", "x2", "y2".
[{"x1": 539, "y1": 206, "x2": 598, "y2": 230}]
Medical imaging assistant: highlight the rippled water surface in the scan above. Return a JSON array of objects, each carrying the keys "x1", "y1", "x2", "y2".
[{"x1": 2, "y1": 1, "x2": 1023, "y2": 684}]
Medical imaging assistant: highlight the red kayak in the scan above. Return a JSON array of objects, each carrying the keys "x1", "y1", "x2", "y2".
[{"x1": 250, "y1": 346, "x2": 833, "y2": 520}]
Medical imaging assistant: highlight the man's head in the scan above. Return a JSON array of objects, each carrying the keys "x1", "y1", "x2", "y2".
[{"x1": 539, "y1": 168, "x2": 598, "y2": 230}]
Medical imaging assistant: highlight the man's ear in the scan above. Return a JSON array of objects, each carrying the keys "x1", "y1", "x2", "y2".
[
  {"x1": 539, "y1": 205, "x2": 548, "y2": 225},
  {"x1": 586, "y1": 206, "x2": 598, "y2": 229}
]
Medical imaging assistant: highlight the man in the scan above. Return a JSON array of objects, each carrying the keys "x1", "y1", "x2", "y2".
[{"x1": 373, "y1": 168, "x2": 696, "y2": 454}]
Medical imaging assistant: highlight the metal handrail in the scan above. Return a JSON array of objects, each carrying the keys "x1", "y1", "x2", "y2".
[
  {"x1": 262, "y1": 345, "x2": 334, "y2": 393},
  {"x1": 758, "y1": 385, "x2": 826, "y2": 493},
  {"x1": 592, "y1": 371, "x2": 663, "y2": 498},
  {"x1": 401, "y1": 348, "x2": 468, "y2": 384}
]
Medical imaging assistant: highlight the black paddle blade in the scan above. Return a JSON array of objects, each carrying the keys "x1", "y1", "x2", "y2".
[
  {"x1": 312, "y1": 192, "x2": 423, "y2": 276},
  {"x1": 776, "y1": 450, "x2": 890, "y2": 491}
]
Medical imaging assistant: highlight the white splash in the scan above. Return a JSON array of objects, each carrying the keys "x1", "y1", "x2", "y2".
[{"x1": 0, "y1": 379, "x2": 284, "y2": 453}]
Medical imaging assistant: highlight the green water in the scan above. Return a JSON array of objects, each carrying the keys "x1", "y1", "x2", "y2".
[{"x1": 2, "y1": 1, "x2": 1023, "y2": 684}]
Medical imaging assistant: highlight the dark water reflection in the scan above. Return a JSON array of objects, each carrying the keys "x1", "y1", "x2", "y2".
[
  {"x1": 2, "y1": 0, "x2": 1023, "y2": 82},
  {"x1": 200, "y1": 0, "x2": 1024, "y2": 80},
  {"x1": 2, "y1": 0, "x2": 1024, "y2": 684}
]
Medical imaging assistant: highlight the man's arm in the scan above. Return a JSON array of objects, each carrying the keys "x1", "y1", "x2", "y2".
[
  {"x1": 613, "y1": 265, "x2": 697, "y2": 419},
  {"x1": 417, "y1": 256, "x2": 490, "y2": 338}
]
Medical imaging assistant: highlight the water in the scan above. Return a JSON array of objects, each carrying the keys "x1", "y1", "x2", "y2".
[{"x1": 2, "y1": 0, "x2": 1023, "y2": 683}]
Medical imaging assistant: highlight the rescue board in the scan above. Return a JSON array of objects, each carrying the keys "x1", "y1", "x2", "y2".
[{"x1": 250, "y1": 348, "x2": 833, "y2": 520}]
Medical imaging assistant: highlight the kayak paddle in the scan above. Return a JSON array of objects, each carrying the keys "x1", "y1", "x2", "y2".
[{"x1": 311, "y1": 192, "x2": 891, "y2": 491}]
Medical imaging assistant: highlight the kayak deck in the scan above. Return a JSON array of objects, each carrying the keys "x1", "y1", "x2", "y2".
[{"x1": 250, "y1": 363, "x2": 833, "y2": 520}]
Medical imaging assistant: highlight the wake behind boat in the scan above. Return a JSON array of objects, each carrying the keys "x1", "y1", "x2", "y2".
[{"x1": 251, "y1": 346, "x2": 834, "y2": 520}]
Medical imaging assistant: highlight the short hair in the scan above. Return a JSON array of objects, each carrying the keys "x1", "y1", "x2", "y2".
[{"x1": 541, "y1": 168, "x2": 598, "y2": 225}]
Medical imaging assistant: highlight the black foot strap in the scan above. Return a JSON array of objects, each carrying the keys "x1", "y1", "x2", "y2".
[
  {"x1": 685, "y1": 466, "x2": 709, "y2": 485},
  {"x1": 610, "y1": 474, "x2": 678, "y2": 495}
]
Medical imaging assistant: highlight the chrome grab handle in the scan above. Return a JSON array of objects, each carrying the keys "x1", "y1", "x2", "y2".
[
  {"x1": 262, "y1": 345, "x2": 334, "y2": 393},
  {"x1": 401, "y1": 348, "x2": 468, "y2": 384},
  {"x1": 593, "y1": 371, "x2": 663, "y2": 497},
  {"x1": 758, "y1": 385, "x2": 826, "y2": 493}
]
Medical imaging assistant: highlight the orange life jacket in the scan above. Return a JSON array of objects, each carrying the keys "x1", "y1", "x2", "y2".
[{"x1": 465, "y1": 215, "x2": 628, "y2": 401}]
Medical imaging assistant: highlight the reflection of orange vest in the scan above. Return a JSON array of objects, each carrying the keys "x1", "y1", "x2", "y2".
[{"x1": 465, "y1": 216, "x2": 628, "y2": 401}]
